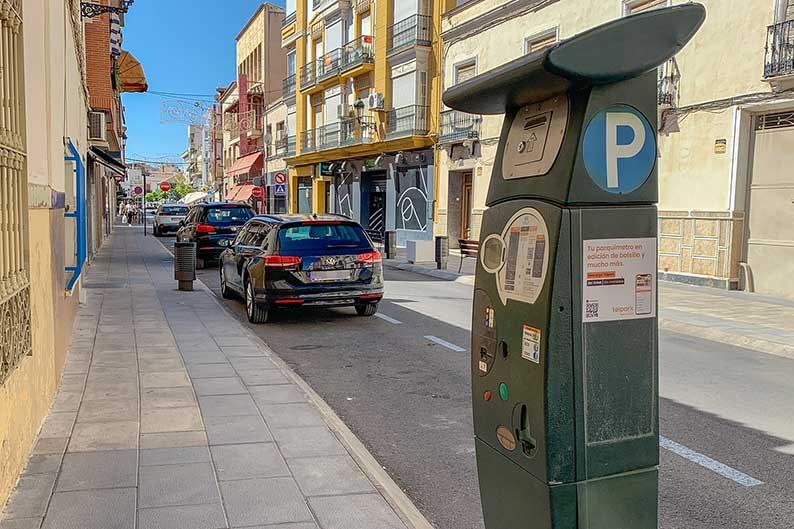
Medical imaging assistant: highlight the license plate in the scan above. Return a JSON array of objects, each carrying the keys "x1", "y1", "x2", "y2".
[
  {"x1": 218, "y1": 239, "x2": 231, "y2": 247},
  {"x1": 309, "y1": 270, "x2": 350, "y2": 282}
]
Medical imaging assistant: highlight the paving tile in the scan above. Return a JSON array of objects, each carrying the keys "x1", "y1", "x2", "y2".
[
  {"x1": 220, "y1": 477, "x2": 312, "y2": 527},
  {"x1": 139, "y1": 431, "x2": 208, "y2": 449},
  {"x1": 288, "y1": 456, "x2": 374, "y2": 496},
  {"x1": 68, "y1": 421, "x2": 138, "y2": 452},
  {"x1": 82, "y1": 382, "x2": 138, "y2": 401},
  {"x1": 138, "y1": 503, "x2": 226, "y2": 529},
  {"x1": 186, "y1": 362, "x2": 236, "y2": 379},
  {"x1": 30, "y1": 438, "x2": 68, "y2": 456},
  {"x1": 221, "y1": 346, "x2": 268, "y2": 358},
  {"x1": 228, "y1": 357, "x2": 277, "y2": 371},
  {"x1": 205, "y1": 415, "x2": 273, "y2": 445},
  {"x1": 193, "y1": 377, "x2": 247, "y2": 396},
  {"x1": 137, "y1": 356, "x2": 184, "y2": 372},
  {"x1": 211, "y1": 443, "x2": 289, "y2": 481},
  {"x1": 57, "y1": 450, "x2": 137, "y2": 491},
  {"x1": 141, "y1": 387, "x2": 197, "y2": 409},
  {"x1": 141, "y1": 407, "x2": 203, "y2": 433},
  {"x1": 250, "y1": 385, "x2": 307, "y2": 406},
  {"x1": 198, "y1": 395, "x2": 259, "y2": 417},
  {"x1": 20, "y1": 454, "x2": 62, "y2": 477},
  {"x1": 77, "y1": 399, "x2": 138, "y2": 423},
  {"x1": 237, "y1": 370, "x2": 290, "y2": 387},
  {"x1": 272, "y1": 427, "x2": 346, "y2": 458},
  {"x1": 0, "y1": 517, "x2": 43, "y2": 529},
  {"x1": 140, "y1": 371, "x2": 190, "y2": 388},
  {"x1": 259, "y1": 403, "x2": 325, "y2": 429},
  {"x1": 51, "y1": 391, "x2": 82, "y2": 413},
  {"x1": 1, "y1": 474, "x2": 56, "y2": 519},
  {"x1": 308, "y1": 494, "x2": 406, "y2": 529},
  {"x1": 139, "y1": 463, "x2": 220, "y2": 508},
  {"x1": 213, "y1": 336, "x2": 254, "y2": 346},
  {"x1": 38, "y1": 413, "x2": 76, "y2": 439},
  {"x1": 180, "y1": 352, "x2": 229, "y2": 364},
  {"x1": 42, "y1": 487, "x2": 135, "y2": 529},
  {"x1": 232, "y1": 524, "x2": 319, "y2": 529},
  {"x1": 140, "y1": 446, "x2": 211, "y2": 466}
]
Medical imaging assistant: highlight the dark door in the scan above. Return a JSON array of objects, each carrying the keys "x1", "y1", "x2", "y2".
[{"x1": 367, "y1": 191, "x2": 386, "y2": 234}]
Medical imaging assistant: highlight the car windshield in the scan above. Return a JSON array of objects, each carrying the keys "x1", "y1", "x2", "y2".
[
  {"x1": 206, "y1": 206, "x2": 253, "y2": 224},
  {"x1": 160, "y1": 206, "x2": 188, "y2": 215},
  {"x1": 278, "y1": 223, "x2": 371, "y2": 253}
]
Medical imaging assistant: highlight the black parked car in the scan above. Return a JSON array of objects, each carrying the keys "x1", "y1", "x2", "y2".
[
  {"x1": 219, "y1": 214, "x2": 384, "y2": 323},
  {"x1": 176, "y1": 202, "x2": 255, "y2": 268}
]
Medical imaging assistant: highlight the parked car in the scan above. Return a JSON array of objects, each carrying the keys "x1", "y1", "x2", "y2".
[
  {"x1": 153, "y1": 203, "x2": 189, "y2": 236},
  {"x1": 219, "y1": 214, "x2": 384, "y2": 323},
  {"x1": 176, "y1": 202, "x2": 255, "y2": 269}
]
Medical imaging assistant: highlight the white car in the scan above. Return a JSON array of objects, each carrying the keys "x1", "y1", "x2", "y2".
[{"x1": 152, "y1": 203, "x2": 189, "y2": 236}]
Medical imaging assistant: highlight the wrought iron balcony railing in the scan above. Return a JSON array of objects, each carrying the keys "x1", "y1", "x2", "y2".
[
  {"x1": 388, "y1": 14, "x2": 431, "y2": 54},
  {"x1": 300, "y1": 129, "x2": 317, "y2": 153},
  {"x1": 300, "y1": 60, "x2": 317, "y2": 88},
  {"x1": 439, "y1": 110, "x2": 481, "y2": 143},
  {"x1": 283, "y1": 74, "x2": 296, "y2": 100},
  {"x1": 386, "y1": 105, "x2": 429, "y2": 138},
  {"x1": 657, "y1": 59, "x2": 680, "y2": 107},
  {"x1": 317, "y1": 48, "x2": 343, "y2": 82},
  {"x1": 298, "y1": 118, "x2": 376, "y2": 154},
  {"x1": 341, "y1": 116, "x2": 376, "y2": 146},
  {"x1": 282, "y1": 11, "x2": 296, "y2": 27},
  {"x1": 342, "y1": 35, "x2": 374, "y2": 71},
  {"x1": 284, "y1": 135, "x2": 296, "y2": 157},
  {"x1": 765, "y1": 19, "x2": 794, "y2": 78}
]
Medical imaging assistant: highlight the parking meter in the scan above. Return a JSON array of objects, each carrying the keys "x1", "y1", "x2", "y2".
[{"x1": 443, "y1": 6, "x2": 705, "y2": 529}]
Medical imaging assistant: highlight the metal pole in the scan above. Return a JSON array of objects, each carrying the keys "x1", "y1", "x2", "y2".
[{"x1": 143, "y1": 170, "x2": 147, "y2": 236}]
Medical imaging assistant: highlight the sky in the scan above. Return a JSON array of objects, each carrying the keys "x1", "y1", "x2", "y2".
[{"x1": 121, "y1": 0, "x2": 284, "y2": 166}]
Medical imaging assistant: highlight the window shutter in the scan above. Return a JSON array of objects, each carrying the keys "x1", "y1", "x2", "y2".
[
  {"x1": 455, "y1": 62, "x2": 476, "y2": 84},
  {"x1": 527, "y1": 33, "x2": 557, "y2": 54},
  {"x1": 626, "y1": 0, "x2": 667, "y2": 15}
]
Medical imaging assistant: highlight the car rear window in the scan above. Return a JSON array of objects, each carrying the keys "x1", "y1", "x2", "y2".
[
  {"x1": 160, "y1": 206, "x2": 188, "y2": 215},
  {"x1": 278, "y1": 223, "x2": 371, "y2": 253},
  {"x1": 207, "y1": 207, "x2": 253, "y2": 224}
]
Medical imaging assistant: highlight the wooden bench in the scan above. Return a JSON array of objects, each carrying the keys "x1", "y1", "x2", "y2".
[{"x1": 457, "y1": 239, "x2": 480, "y2": 273}]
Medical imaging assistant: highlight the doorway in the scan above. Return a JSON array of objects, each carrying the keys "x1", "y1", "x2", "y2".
[
  {"x1": 447, "y1": 170, "x2": 472, "y2": 247},
  {"x1": 368, "y1": 190, "x2": 386, "y2": 234},
  {"x1": 461, "y1": 172, "x2": 473, "y2": 240}
]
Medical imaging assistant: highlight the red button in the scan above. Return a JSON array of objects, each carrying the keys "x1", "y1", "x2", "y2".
[{"x1": 483, "y1": 391, "x2": 492, "y2": 401}]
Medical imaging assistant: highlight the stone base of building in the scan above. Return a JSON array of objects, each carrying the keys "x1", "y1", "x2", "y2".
[{"x1": 658, "y1": 270, "x2": 739, "y2": 290}]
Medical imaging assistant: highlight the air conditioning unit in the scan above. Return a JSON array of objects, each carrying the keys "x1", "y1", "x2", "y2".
[
  {"x1": 88, "y1": 111, "x2": 107, "y2": 142},
  {"x1": 367, "y1": 92, "x2": 385, "y2": 111}
]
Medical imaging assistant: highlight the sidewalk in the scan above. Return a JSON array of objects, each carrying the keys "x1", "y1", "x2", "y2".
[
  {"x1": 384, "y1": 255, "x2": 794, "y2": 360},
  {"x1": 0, "y1": 228, "x2": 426, "y2": 529}
]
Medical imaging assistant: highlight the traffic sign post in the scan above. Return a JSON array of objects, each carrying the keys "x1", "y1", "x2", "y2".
[
  {"x1": 443, "y1": 6, "x2": 704, "y2": 529},
  {"x1": 159, "y1": 181, "x2": 171, "y2": 192},
  {"x1": 273, "y1": 183, "x2": 287, "y2": 196}
]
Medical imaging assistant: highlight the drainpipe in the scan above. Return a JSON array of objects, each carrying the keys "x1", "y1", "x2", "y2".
[{"x1": 65, "y1": 139, "x2": 87, "y2": 292}]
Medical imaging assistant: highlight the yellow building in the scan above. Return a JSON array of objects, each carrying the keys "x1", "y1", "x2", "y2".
[
  {"x1": 281, "y1": 0, "x2": 446, "y2": 245},
  {"x1": 437, "y1": 0, "x2": 794, "y2": 297}
]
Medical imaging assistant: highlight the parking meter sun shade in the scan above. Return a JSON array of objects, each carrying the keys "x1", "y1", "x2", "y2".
[{"x1": 443, "y1": 5, "x2": 705, "y2": 529}]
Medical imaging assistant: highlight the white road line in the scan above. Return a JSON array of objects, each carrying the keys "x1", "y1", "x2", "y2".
[
  {"x1": 424, "y1": 335, "x2": 466, "y2": 352},
  {"x1": 375, "y1": 313, "x2": 402, "y2": 325},
  {"x1": 660, "y1": 436, "x2": 764, "y2": 487}
]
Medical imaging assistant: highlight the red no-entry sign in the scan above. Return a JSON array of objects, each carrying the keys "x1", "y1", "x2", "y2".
[
  {"x1": 251, "y1": 187, "x2": 263, "y2": 199},
  {"x1": 159, "y1": 181, "x2": 171, "y2": 192}
]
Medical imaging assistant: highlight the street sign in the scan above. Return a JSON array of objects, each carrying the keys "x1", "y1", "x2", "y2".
[
  {"x1": 133, "y1": 186, "x2": 143, "y2": 196},
  {"x1": 582, "y1": 105, "x2": 656, "y2": 194},
  {"x1": 251, "y1": 187, "x2": 263, "y2": 199},
  {"x1": 274, "y1": 184, "x2": 287, "y2": 196},
  {"x1": 159, "y1": 181, "x2": 171, "y2": 192},
  {"x1": 274, "y1": 172, "x2": 287, "y2": 185}
]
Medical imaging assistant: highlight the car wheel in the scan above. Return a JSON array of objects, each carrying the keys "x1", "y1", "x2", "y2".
[
  {"x1": 220, "y1": 266, "x2": 234, "y2": 299},
  {"x1": 245, "y1": 279, "x2": 270, "y2": 324},
  {"x1": 355, "y1": 303, "x2": 378, "y2": 316}
]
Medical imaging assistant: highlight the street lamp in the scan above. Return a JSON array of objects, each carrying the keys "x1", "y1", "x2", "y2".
[{"x1": 80, "y1": 0, "x2": 134, "y2": 18}]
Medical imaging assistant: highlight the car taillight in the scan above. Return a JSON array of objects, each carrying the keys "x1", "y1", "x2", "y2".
[
  {"x1": 196, "y1": 224, "x2": 216, "y2": 234},
  {"x1": 265, "y1": 255, "x2": 302, "y2": 269},
  {"x1": 357, "y1": 251, "x2": 381, "y2": 264}
]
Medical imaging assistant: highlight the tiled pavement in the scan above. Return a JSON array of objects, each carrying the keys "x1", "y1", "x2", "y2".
[{"x1": 1, "y1": 228, "x2": 412, "y2": 529}]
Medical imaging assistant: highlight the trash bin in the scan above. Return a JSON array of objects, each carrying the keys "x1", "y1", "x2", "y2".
[
  {"x1": 174, "y1": 241, "x2": 196, "y2": 291},
  {"x1": 435, "y1": 236, "x2": 449, "y2": 270}
]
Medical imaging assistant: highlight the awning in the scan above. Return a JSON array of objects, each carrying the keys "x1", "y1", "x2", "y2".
[
  {"x1": 225, "y1": 184, "x2": 255, "y2": 202},
  {"x1": 88, "y1": 147, "x2": 126, "y2": 177},
  {"x1": 227, "y1": 151, "x2": 263, "y2": 177},
  {"x1": 117, "y1": 50, "x2": 148, "y2": 93},
  {"x1": 182, "y1": 191, "x2": 208, "y2": 205}
]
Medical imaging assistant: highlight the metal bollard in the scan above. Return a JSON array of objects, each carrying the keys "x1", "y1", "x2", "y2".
[
  {"x1": 174, "y1": 241, "x2": 196, "y2": 291},
  {"x1": 384, "y1": 230, "x2": 398, "y2": 260},
  {"x1": 435, "y1": 235, "x2": 449, "y2": 270}
]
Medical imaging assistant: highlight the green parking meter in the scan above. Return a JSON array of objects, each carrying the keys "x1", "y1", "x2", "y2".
[{"x1": 443, "y1": 5, "x2": 705, "y2": 529}]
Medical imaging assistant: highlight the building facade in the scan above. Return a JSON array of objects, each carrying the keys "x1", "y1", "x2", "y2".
[
  {"x1": 436, "y1": 0, "x2": 794, "y2": 296},
  {"x1": 281, "y1": 0, "x2": 445, "y2": 245}
]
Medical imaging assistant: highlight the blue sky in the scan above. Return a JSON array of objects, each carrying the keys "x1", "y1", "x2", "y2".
[{"x1": 121, "y1": 0, "x2": 283, "y2": 165}]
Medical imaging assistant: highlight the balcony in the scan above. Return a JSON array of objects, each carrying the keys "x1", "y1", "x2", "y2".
[
  {"x1": 317, "y1": 49, "x2": 343, "y2": 82},
  {"x1": 439, "y1": 110, "x2": 481, "y2": 144},
  {"x1": 657, "y1": 59, "x2": 680, "y2": 108},
  {"x1": 282, "y1": 11, "x2": 296, "y2": 27},
  {"x1": 342, "y1": 36, "x2": 374, "y2": 71},
  {"x1": 283, "y1": 74, "x2": 296, "y2": 100},
  {"x1": 388, "y1": 14, "x2": 431, "y2": 55},
  {"x1": 283, "y1": 135, "x2": 296, "y2": 157},
  {"x1": 299, "y1": 118, "x2": 376, "y2": 155},
  {"x1": 301, "y1": 129, "x2": 317, "y2": 154},
  {"x1": 765, "y1": 19, "x2": 794, "y2": 78},
  {"x1": 386, "y1": 105, "x2": 429, "y2": 138},
  {"x1": 300, "y1": 61, "x2": 317, "y2": 89}
]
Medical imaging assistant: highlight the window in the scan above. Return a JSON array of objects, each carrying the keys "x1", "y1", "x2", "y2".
[
  {"x1": 287, "y1": 50, "x2": 296, "y2": 76},
  {"x1": 361, "y1": 10, "x2": 372, "y2": 36},
  {"x1": 623, "y1": 0, "x2": 668, "y2": 15},
  {"x1": 278, "y1": 223, "x2": 371, "y2": 253},
  {"x1": 276, "y1": 121, "x2": 286, "y2": 140},
  {"x1": 206, "y1": 206, "x2": 254, "y2": 224},
  {"x1": 777, "y1": 0, "x2": 794, "y2": 21},
  {"x1": 524, "y1": 29, "x2": 558, "y2": 55},
  {"x1": 454, "y1": 60, "x2": 476, "y2": 85}
]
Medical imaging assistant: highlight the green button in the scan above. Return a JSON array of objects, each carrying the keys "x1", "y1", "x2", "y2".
[{"x1": 499, "y1": 383, "x2": 509, "y2": 401}]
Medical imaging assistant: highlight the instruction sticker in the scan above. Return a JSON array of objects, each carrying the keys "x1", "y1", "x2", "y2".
[
  {"x1": 522, "y1": 325, "x2": 541, "y2": 364},
  {"x1": 582, "y1": 238, "x2": 657, "y2": 323}
]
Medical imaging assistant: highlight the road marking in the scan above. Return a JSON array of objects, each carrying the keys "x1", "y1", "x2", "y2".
[
  {"x1": 660, "y1": 436, "x2": 764, "y2": 487},
  {"x1": 425, "y1": 335, "x2": 466, "y2": 352},
  {"x1": 375, "y1": 313, "x2": 402, "y2": 325}
]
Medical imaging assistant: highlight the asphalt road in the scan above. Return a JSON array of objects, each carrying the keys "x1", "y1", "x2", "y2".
[{"x1": 158, "y1": 236, "x2": 794, "y2": 529}]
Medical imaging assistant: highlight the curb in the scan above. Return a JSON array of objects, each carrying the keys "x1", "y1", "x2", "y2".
[
  {"x1": 383, "y1": 260, "x2": 475, "y2": 286},
  {"x1": 659, "y1": 318, "x2": 794, "y2": 361},
  {"x1": 153, "y1": 236, "x2": 435, "y2": 529}
]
